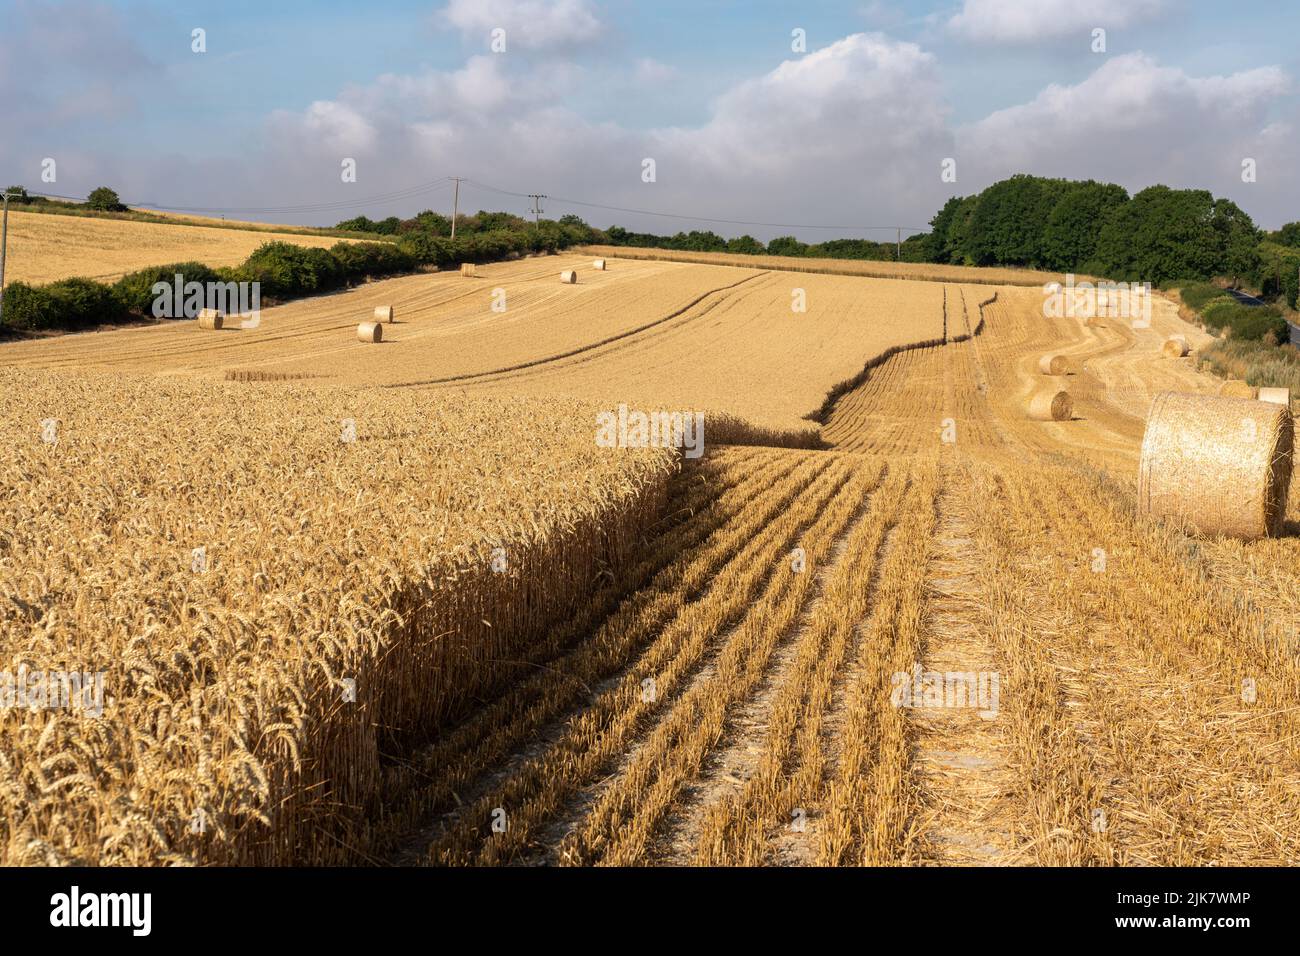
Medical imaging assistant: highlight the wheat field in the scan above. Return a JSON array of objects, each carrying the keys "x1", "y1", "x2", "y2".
[
  {"x1": 1, "y1": 210, "x2": 354, "y2": 285},
  {"x1": 1, "y1": 247, "x2": 1298, "y2": 866},
  {"x1": 579, "y1": 244, "x2": 1088, "y2": 287}
]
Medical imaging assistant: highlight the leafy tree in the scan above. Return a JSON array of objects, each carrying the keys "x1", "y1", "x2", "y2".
[
  {"x1": 767, "y1": 235, "x2": 807, "y2": 257},
  {"x1": 1271, "y1": 222, "x2": 1300, "y2": 248},
  {"x1": 1094, "y1": 186, "x2": 1259, "y2": 284},
  {"x1": 1039, "y1": 180, "x2": 1129, "y2": 271},
  {"x1": 923, "y1": 196, "x2": 965, "y2": 263},
  {"x1": 3, "y1": 186, "x2": 30, "y2": 204},
  {"x1": 86, "y1": 187, "x2": 126, "y2": 212},
  {"x1": 1212, "y1": 197, "x2": 1262, "y2": 282},
  {"x1": 726, "y1": 234, "x2": 764, "y2": 255},
  {"x1": 964, "y1": 174, "x2": 1060, "y2": 267}
]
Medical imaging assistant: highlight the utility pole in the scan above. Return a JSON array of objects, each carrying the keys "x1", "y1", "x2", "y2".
[
  {"x1": 528, "y1": 193, "x2": 547, "y2": 224},
  {"x1": 0, "y1": 189, "x2": 17, "y2": 328},
  {"x1": 896, "y1": 227, "x2": 901, "y2": 262},
  {"x1": 449, "y1": 177, "x2": 463, "y2": 240}
]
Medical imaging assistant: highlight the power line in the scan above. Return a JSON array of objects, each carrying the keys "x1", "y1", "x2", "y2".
[
  {"x1": 460, "y1": 178, "x2": 927, "y2": 233},
  {"x1": 13, "y1": 173, "x2": 927, "y2": 234},
  {"x1": 22, "y1": 178, "x2": 454, "y2": 217}
]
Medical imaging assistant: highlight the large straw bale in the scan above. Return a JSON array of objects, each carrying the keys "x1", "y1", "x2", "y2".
[
  {"x1": 1037, "y1": 354, "x2": 1070, "y2": 375},
  {"x1": 1027, "y1": 390, "x2": 1073, "y2": 421},
  {"x1": 1138, "y1": 391, "x2": 1294, "y2": 540}
]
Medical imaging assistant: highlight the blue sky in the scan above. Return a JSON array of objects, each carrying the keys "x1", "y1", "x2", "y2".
[{"x1": 3, "y1": 0, "x2": 1299, "y2": 236}]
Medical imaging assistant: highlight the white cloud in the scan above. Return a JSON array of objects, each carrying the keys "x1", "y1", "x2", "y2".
[
  {"x1": 440, "y1": 0, "x2": 602, "y2": 50},
  {"x1": 238, "y1": 32, "x2": 956, "y2": 237},
  {"x1": 293, "y1": 101, "x2": 378, "y2": 155},
  {"x1": 948, "y1": 0, "x2": 1168, "y2": 43},
  {"x1": 668, "y1": 34, "x2": 950, "y2": 177},
  {"x1": 961, "y1": 53, "x2": 1287, "y2": 159},
  {"x1": 956, "y1": 53, "x2": 1290, "y2": 217}
]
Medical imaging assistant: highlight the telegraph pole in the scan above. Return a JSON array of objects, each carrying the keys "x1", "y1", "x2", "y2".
[
  {"x1": 0, "y1": 189, "x2": 17, "y2": 328},
  {"x1": 449, "y1": 177, "x2": 463, "y2": 240},
  {"x1": 896, "y1": 227, "x2": 901, "y2": 262},
  {"x1": 528, "y1": 193, "x2": 547, "y2": 224}
]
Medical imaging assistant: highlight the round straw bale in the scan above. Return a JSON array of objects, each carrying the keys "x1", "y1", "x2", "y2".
[
  {"x1": 373, "y1": 305, "x2": 394, "y2": 323},
  {"x1": 357, "y1": 321, "x2": 383, "y2": 343},
  {"x1": 1257, "y1": 386, "x2": 1291, "y2": 407},
  {"x1": 1218, "y1": 379, "x2": 1256, "y2": 400},
  {"x1": 560, "y1": 270, "x2": 577, "y2": 284},
  {"x1": 197, "y1": 309, "x2": 223, "y2": 330},
  {"x1": 1027, "y1": 390, "x2": 1073, "y2": 421},
  {"x1": 592, "y1": 258, "x2": 607, "y2": 270},
  {"x1": 1037, "y1": 354, "x2": 1071, "y2": 375},
  {"x1": 1138, "y1": 391, "x2": 1293, "y2": 540},
  {"x1": 1162, "y1": 337, "x2": 1190, "y2": 358},
  {"x1": 460, "y1": 263, "x2": 476, "y2": 277}
]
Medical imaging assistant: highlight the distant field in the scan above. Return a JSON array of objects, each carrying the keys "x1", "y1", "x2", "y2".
[
  {"x1": 2, "y1": 210, "x2": 358, "y2": 285},
  {"x1": 0, "y1": 254, "x2": 958, "y2": 436},
  {"x1": 579, "y1": 244, "x2": 1084, "y2": 287}
]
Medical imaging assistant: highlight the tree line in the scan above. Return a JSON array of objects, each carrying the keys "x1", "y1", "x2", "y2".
[{"x1": 600, "y1": 174, "x2": 1300, "y2": 304}]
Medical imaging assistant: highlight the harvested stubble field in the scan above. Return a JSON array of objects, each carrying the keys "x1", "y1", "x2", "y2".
[
  {"x1": 2, "y1": 249, "x2": 1299, "y2": 867},
  {"x1": 1, "y1": 254, "x2": 969, "y2": 439},
  {"x1": 2, "y1": 210, "x2": 355, "y2": 285}
]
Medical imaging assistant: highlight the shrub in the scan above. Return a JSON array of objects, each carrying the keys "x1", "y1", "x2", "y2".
[
  {"x1": 112, "y1": 262, "x2": 226, "y2": 314},
  {"x1": 1, "y1": 278, "x2": 127, "y2": 331},
  {"x1": 330, "y1": 241, "x2": 416, "y2": 279},
  {"x1": 1176, "y1": 281, "x2": 1229, "y2": 312},
  {"x1": 241, "y1": 242, "x2": 340, "y2": 297},
  {"x1": 1199, "y1": 300, "x2": 1289, "y2": 342}
]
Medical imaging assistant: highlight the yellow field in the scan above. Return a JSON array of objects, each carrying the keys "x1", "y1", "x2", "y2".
[
  {"x1": 0, "y1": 254, "x2": 959, "y2": 437},
  {"x1": 2, "y1": 244, "x2": 1298, "y2": 867},
  {"x1": 2, "y1": 210, "x2": 355, "y2": 285},
  {"x1": 0, "y1": 369, "x2": 673, "y2": 864},
  {"x1": 579, "y1": 244, "x2": 1088, "y2": 287}
]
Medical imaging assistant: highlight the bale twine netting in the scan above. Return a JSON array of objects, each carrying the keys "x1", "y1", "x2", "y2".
[
  {"x1": 1138, "y1": 391, "x2": 1294, "y2": 540},
  {"x1": 1027, "y1": 390, "x2": 1073, "y2": 421},
  {"x1": 1037, "y1": 354, "x2": 1071, "y2": 375},
  {"x1": 1162, "y1": 337, "x2": 1190, "y2": 358},
  {"x1": 460, "y1": 263, "x2": 476, "y2": 277},
  {"x1": 1258, "y1": 387, "x2": 1291, "y2": 407},
  {"x1": 374, "y1": 305, "x2": 394, "y2": 323},
  {"x1": 357, "y1": 321, "x2": 383, "y2": 343},
  {"x1": 560, "y1": 270, "x2": 577, "y2": 284},
  {"x1": 197, "y1": 309, "x2": 223, "y2": 330},
  {"x1": 1219, "y1": 379, "x2": 1256, "y2": 399}
]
